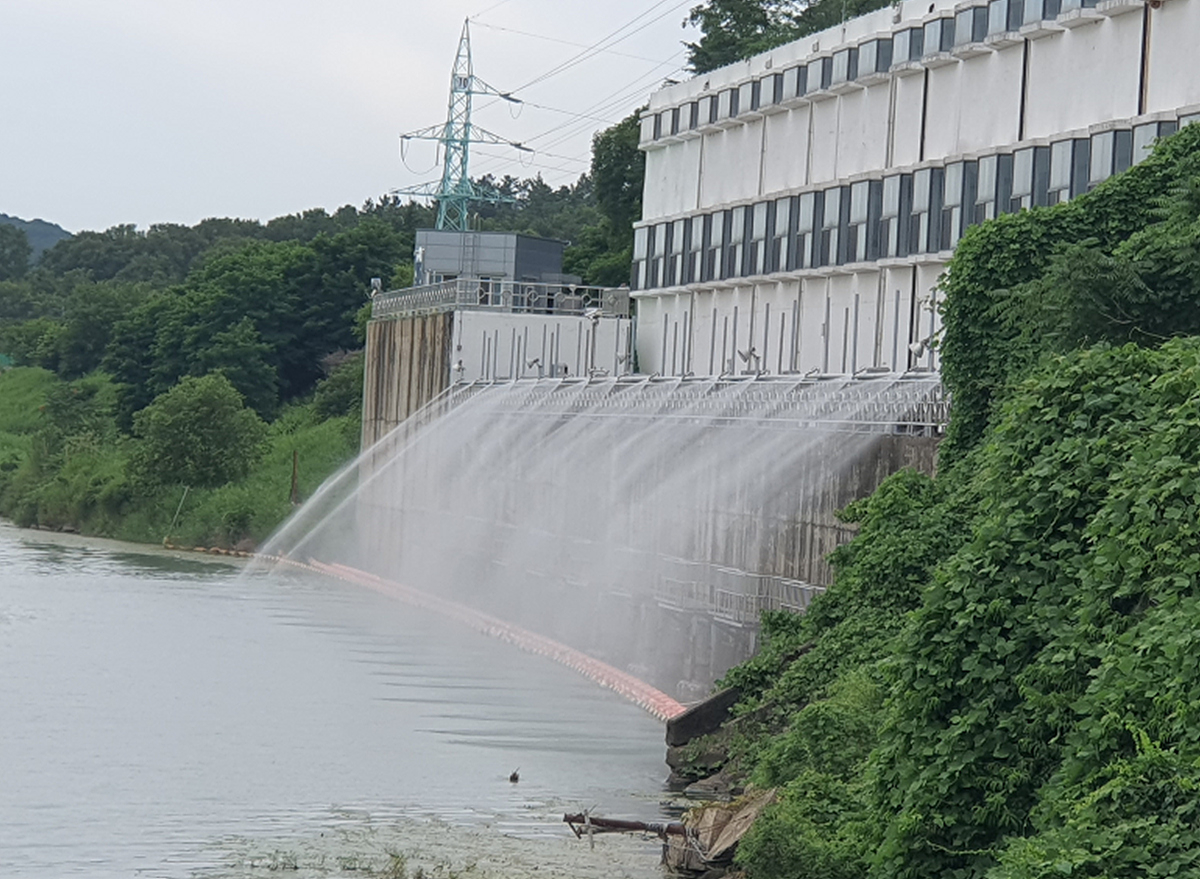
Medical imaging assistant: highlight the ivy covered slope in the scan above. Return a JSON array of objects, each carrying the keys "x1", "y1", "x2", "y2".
[{"x1": 720, "y1": 121, "x2": 1200, "y2": 879}]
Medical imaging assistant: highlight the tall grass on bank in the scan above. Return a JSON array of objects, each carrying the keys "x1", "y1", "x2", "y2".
[{"x1": 0, "y1": 368, "x2": 359, "y2": 548}]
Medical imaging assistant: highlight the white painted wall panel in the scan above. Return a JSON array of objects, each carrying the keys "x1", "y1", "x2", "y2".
[
  {"x1": 1147, "y1": 2, "x2": 1200, "y2": 114},
  {"x1": 881, "y1": 266, "x2": 915, "y2": 372},
  {"x1": 797, "y1": 277, "x2": 830, "y2": 373},
  {"x1": 1025, "y1": 17, "x2": 1141, "y2": 140},
  {"x1": 953, "y1": 47, "x2": 1023, "y2": 156},
  {"x1": 455, "y1": 312, "x2": 631, "y2": 382},
  {"x1": 761, "y1": 107, "x2": 812, "y2": 195},
  {"x1": 699, "y1": 124, "x2": 764, "y2": 207},
  {"x1": 890, "y1": 74, "x2": 926, "y2": 167},
  {"x1": 835, "y1": 85, "x2": 892, "y2": 178},
  {"x1": 642, "y1": 138, "x2": 703, "y2": 220},
  {"x1": 923, "y1": 63, "x2": 966, "y2": 161},
  {"x1": 808, "y1": 101, "x2": 843, "y2": 186}
]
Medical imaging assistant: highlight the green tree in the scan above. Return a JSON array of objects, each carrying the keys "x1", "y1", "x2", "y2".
[
  {"x1": 190, "y1": 317, "x2": 279, "y2": 418},
  {"x1": 591, "y1": 111, "x2": 644, "y2": 244},
  {"x1": 0, "y1": 224, "x2": 31, "y2": 281},
  {"x1": 686, "y1": 0, "x2": 796, "y2": 73},
  {"x1": 685, "y1": 0, "x2": 894, "y2": 73},
  {"x1": 131, "y1": 373, "x2": 268, "y2": 489}
]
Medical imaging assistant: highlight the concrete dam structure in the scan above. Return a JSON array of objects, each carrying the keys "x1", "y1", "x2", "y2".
[
  {"x1": 335, "y1": 0, "x2": 1200, "y2": 693},
  {"x1": 342, "y1": 312, "x2": 947, "y2": 693}
]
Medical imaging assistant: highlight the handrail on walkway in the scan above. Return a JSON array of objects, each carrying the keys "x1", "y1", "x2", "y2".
[{"x1": 371, "y1": 277, "x2": 631, "y2": 320}]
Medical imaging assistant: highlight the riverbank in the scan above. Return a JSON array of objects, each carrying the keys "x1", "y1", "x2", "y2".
[{"x1": 0, "y1": 367, "x2": 360, "y2": 550}]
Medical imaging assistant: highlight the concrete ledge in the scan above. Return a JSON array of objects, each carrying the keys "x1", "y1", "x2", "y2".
[{"x1": 666, "y1": 687, "x2": 743, "y2": 747}]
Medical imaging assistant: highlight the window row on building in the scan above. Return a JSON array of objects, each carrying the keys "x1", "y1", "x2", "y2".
[
  {"x1": 632, "y1": 118, "x2": 1186, "y2": 291},
  {"x1": 642, "y1": 0, "x2": 1133, "y2": 146}
]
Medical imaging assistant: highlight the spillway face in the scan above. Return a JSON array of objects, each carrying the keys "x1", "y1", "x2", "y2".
[{"x1": 265, "y1": 375, "x2": 944, "y2": 697}]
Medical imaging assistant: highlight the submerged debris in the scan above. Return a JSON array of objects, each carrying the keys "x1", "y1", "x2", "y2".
[{"x1": 563, "y1": 788, "x2": 775, "y2": 877}]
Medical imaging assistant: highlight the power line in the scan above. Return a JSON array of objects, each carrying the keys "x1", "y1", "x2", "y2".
[
  {"x1": 470, "y1": 20, "x2": 668, "y2": 64},
  {"x1": 469, "y1": 56, "x2": 686, "y2": 180},
  {"x1": 469, "y1": 0, "x2": 516, "y2": 20},
  {"x1": 513, "y1": 0, "x2": 692, "y2": 93}
]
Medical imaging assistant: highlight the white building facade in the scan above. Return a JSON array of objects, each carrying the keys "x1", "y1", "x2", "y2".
[{"x1": 631, "y1": 0, "x2": 1200, "y2": 377}]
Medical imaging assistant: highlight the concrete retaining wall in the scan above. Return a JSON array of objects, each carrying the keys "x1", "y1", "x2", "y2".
[{"x1": 361, "y1": 313, "x2": 454, "y2": 449}]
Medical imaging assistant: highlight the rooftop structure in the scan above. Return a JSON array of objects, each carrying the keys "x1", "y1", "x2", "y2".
[{"x1": 414, "y1": 229, "x2": 577, "y2": 287}]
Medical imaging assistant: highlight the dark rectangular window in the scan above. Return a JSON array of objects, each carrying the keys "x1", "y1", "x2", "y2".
[
  {"x1": 726, "y1": 207, "x2": 744, "y2": 278},
  {"x1": 924, "y1": 18, "x2": 953, "y2": 54},
  {"x1": 1032, "y1": 145, "x2": 1051, "y2": 207},
  {"x1": 1089, "y1": 130, "x2": 1133, "y2": 189},
  {"x1": 795, "y1": 193, "x2": 816, "y2": 269},
  {"x1": 632, "y1": 226, "x2": 648, "y2": 289},
  {"x1": 771, "y1": 72, "x2": 784, "y2": 104},
  {"x1": 652, "y1": 113, "x2": 663, "y2": 140},
  {"x1": 859, "y1": 38, "x2": 893, "y2": 73},
  {"x1": 880, "y1": 175, "x2": 902, "y2": 258},
  {"x1": 817, "y1": 187, "x2": 840, "y2": 267},
  {"x1": 748, "y1": 202, "x2": 768, "y2": 275},
  {"x1": 987, "y1": 0, "x2": 1003, "y2": 32},
  {"x1": 670, "y1": 107, "x2": 680, "y2": 136},
  {"x1": 718, "y1": 89, "x2": 734, "y2": 119},
  {"x1": 955, "y1": 7, "x2": 988, "y2": 43},
  {"x1": 750, "y1": 79, "x2": 762, "y2": 110},
  {"x1": 831, "y1": 48, "x2": 858, "y2": 84},
  {"x1": 770, "y1": 196, "x2": 791, "y2": 272},
  {"x1": 846, "y1": 181, "x2": 870, "y2": 262},
  {"x1": 688, "y1": 101, "x2": 699, "y2": 130},
  {"x1": 782, "y1": 65, "x2": 805, "y2": 98},
  {"x1": 729, "y1": 87, "x2": 740, "y2": 117},
  {"x1": 685, "y1": 215, "x2": 703, "y2": 284},
  {"x1": 704, "y1": 212, "x2": 722, "y2": 282},
  {"x1": 808, "y1": 56, "x2": 833, "y2": 91},
  {"x1": 905, "y1": 26, "x2": 925, "y2": 60},
  {"x1": 1049, "y1": 138, "x2": 1090, "y2": 204},
  {"x1": 738, "y1": 81, "x2": 754, "y2": 114},
  {"x1": 975, "y1": 154, "x2": 1000, "y2": 222},
  {"x1": 865, "y1": 180, "x2": 884, "y2": 261},
  {"x1": 666, "y1": 219, "x2": 685, "y2": 286},
  {"x1": 1010, "y1": 148, "x2": 1050, "y2": 210},
  {"x1": 1133, "y1": 120, "x2": 1178, "y2": 164},
  {"x1": 909, "y1": 168, "x2": 944, "y2": 253},
  {"x1": 649, "y1": 223, "x2": 666, "y2": 288},
  {"x1": 940, "y1": 162, "x2": 965, "y2": 249}
]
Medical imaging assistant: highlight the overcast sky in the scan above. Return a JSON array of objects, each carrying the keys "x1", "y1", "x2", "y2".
[{"x1": 1, "y1": 1, "x2": 699, "y2": 233}]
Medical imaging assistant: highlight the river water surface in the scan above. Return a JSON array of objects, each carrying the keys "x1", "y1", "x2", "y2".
[{"x1": 0, "y1": 523, "x2": 668, "y2": 878}]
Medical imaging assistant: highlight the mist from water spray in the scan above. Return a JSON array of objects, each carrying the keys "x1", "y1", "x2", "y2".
[{"x1": 261, "y1": 374, "x2": 943, "y2": 694}]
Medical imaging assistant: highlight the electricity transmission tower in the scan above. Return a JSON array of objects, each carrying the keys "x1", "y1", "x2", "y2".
[{"x1": 394, "y1": 19, "x2": 530, "y2": 231}]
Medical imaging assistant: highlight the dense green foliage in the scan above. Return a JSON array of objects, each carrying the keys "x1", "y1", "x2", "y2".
[
  {"x1": 939, "y1": 122, "x2": 1200, "y2": 461},
  {"x1": 719, "y1": 124, "x2": 1200, "y2": 879},
  {"x1": 131, "y1": 373, "x2": 269, "y2": 489},
  {"x1": 685, "y1": 0, "x2": 893, "y2": 73},
  {"x1": 729, "y1": 468, "x2": 972, "y2": 879},
  {"x1": 0, "y1": 224, "x2": 31, "y2": 281},
  {"x1": 0, "y1": 368, "x2": 358, "y2": 547}
]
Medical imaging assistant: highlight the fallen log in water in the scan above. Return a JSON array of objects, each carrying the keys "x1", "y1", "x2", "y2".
[{"x1": 562, "y1": 813, "x2": 686, "y2": 840}]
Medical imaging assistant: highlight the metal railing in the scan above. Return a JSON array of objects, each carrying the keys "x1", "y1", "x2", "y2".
[
  {"x1": 431, "y1": 372, "x2": 950, "y2": 434},
  {"x1": 371, "y1": 277, "x2": 631, "y2": 319},
  {"x1": 653, "y1": 563, "x2": 823, "y2": 625}
]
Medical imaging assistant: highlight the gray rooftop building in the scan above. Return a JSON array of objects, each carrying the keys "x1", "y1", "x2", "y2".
[{"x1": 414, "y1": 229, "x2": 578, "y2": 287}]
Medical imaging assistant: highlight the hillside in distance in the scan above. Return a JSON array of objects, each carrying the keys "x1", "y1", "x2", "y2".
[{"x1": 0, "y1": 213, "x2": 71, "y2": 260}]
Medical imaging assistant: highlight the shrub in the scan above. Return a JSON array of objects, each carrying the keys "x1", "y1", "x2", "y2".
[{"x1": 131, "y1": 373, "x2": 268, "y2": 489}]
